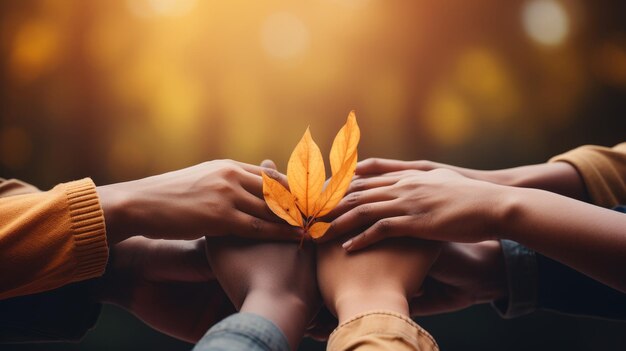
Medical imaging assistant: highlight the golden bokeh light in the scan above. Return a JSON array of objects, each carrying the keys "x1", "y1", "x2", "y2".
[
  {"x1": 261, "y1": 12, "x2": 310, "y2": 61},
  {"x1": 9, "y1": 20, "x2": 60, "y2": 83},
  {"x1": 455, "y1": 48, "x2": 520, "y2": 120},
  {"x1": 522, "y1": 0, "x2": 570, "y2": 47},
  {"x1": 423, "y1": 86, "x2": 474, "y2": 147},
  {"x1": 127, "y1": 0, "x2": 197, "y2": 18}
]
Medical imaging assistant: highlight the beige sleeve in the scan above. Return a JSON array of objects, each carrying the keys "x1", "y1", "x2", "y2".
[
  {"x1": 326, "y1": 310, "x2": 439, "y2": 351},
  {"x1": 549, "y1": 142, "x2": 626, "y2": 208}
]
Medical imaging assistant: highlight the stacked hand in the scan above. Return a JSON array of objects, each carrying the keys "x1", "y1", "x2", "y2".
[
  {"x1": 97, "y1": 160, "x2": 302, "y2": 245},
  {"x1": 95, "y1": 236, "x2": 234, "y2": 343}
]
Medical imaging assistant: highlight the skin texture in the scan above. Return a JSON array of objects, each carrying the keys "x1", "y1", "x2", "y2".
[
  {"x1": 325, "y1": 168, "x2": 508, "y2": 247},
  {"x1": 410, "y1": 241, "x2": 507, "y2": 316},
  {"x1": 325, "y1": 158, "x2": 626, "y2": 293},
  {"x1": 96, "y1": 159, "x2": 302, "y2": 245},
  {"x1": 94, "y1": 237, "x2": 235, "y2": 343},
  {"x1": 355, "y1": 158, "x2": 589, "y2": 201},
  {"x1": 317, "y1": 237, "x2": 441, "y2": 324},
  {"x1": 204, "y1": 160, "x2": 320, "y2": 351},
  {"x1": 205, "y1": 237, "x2": 320, "y2": 351}
]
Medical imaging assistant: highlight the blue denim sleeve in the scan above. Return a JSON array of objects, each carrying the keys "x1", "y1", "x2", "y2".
[
  {"x1": 193, "y1": 313, "x2": 290, "y2": 351},
  {"x1": 491, "y1": 239, "x2": 539, "y2": 318},
  {"x1": 492, "y1": 239, "x2": 626, "y2": 321}
]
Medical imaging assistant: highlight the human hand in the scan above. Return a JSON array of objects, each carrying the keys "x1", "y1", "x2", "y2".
[
  {"x1": 205, "y1": 237, "x2": 320, "y2": 350},
  {"x1": 94, "y1": 237, "x2": 234, "y2": 343},
  {"x1": 323, "y1": 168, "x2": 511, "y2": 251},
  {"x1": 409, "y1": 241, "x2": 507, "y2": 316},
  {"x1": 317, "y1": 236, "x2": 440, "y2": 324},
  {"x1": 96, "y1": 160, "x2": 302, "y2": 245},
  {"x1": 355, "y1": 158, "x2": 587, "y2": 201}
]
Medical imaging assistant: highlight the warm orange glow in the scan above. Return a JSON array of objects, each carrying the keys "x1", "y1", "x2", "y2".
[{"x1": 0, "y1": 1, "x2": 623, "y2": 185}]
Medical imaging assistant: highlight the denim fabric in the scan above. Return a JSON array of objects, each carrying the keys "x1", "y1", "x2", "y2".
[
  {"x1": 492, "y1": 205, "x2": 626, "y2": 320},
  {"x1": 491, "y1": 239, "x2": 538, "y2": 318},
  {"x1": 194, "y1": 313, "x2": 290, "y2": 351}
]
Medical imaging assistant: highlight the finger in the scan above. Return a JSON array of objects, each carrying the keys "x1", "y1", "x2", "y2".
[
  {"x1": 238, "y1": 172, "x2": 265, "y2": 198},
  {"x1": 232, "y1": 159, "x2": 288, "y2": 187},
  {"x1": 346, "y1": 175, "x2": 403, "y2": 194},
  {"x1": 342, "y1": 215, "x2": 413, "y2": 251},
  {"x1": 228, "y1": 160, "x2": 266, "y2": 175},
  {"x1": 409, "y1": 278, "x2": 468, "y2": 316},
  {"x1": 260, "y1": 160, "x2": 289, "y2": 188},
  {"x1": 357, "y1": 158, "x2": 441, "y2": 175},
  {"x1": 318, "y1": 200, "x2": 404, "y2": 243},
  {"x1": 356, "y1": 158, "x2": 418, "y2": 175},
  {"x1": 142, "y1": 239, "x2": 214, "y2": 282},
  {"x1": 326, "y1": 186, "x2": 398, "y2": 220},
  {"x1": 229, "y1": 210, "x2": 302, "y2": 241},
  {"x1": 260, "y1": 159, "x2": 277, "y2": 169},
  {"x1": 235, "y1": 191, "x2": 285, "y2": 223}
]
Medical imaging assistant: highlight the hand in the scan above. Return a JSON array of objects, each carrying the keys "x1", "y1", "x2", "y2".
[
  {"x1": 97, "y1": 159, "x2": 302, "y2": 244},
  {"x1": 324, "y1": 168, "x2": 510, "y2": 251},
  {"x1": 317, "y1": 237, "x2": 440, "y2": 324},
  {"x1": 205, "y1": 237, "x2": 320, "y2": 351},
  {"x1": 356, "y1": 158, "x2": 588, "y2": 201},
  {"x1": 94, "y1": 237, "x2": 235, "y2": 343},
  {"x1": 409, "y1": 241, "x2": 507, "y2": 316}
]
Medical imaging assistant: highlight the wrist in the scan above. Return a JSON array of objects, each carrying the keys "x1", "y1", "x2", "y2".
[
  {"x1": 241, "y1": 290, "x2": 310, "y2": 351},
  {"x1": 97, "y1": 183, "x2": 137, "y2": 245}
]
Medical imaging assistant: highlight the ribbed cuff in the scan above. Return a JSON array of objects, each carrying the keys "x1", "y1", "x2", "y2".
[
  {"x1": 57, "y1": 178, "x2": 109, "y2": 282},
  {"x1": 491, "y1": 240, "x2": 538, "y2": 318}
]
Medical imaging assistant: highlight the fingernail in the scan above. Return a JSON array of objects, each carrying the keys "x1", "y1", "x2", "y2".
[{"x1": 342, "y1": 239, "x2": 353, "y2": 250}]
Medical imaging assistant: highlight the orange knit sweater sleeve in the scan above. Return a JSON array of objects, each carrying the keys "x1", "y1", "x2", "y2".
[
  {"x1": 549, "y1": 142, "x2": 626, "y2": 208},
  {"x1": 0, "y1": 178, "x2": 109, "y2": 300}
]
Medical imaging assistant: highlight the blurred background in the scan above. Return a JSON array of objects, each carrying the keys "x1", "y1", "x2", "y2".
[{"x1": 1, "y1": 0, "x2": 625, "y2": 350}]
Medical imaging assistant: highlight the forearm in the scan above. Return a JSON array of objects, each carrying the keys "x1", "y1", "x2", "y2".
[
  {"x1": 499, "y1": 187, "x2": 626, "y2": 292},
  {"x1": 240, "y1": 291, "x2": 310, "y2": 351},
  {"x1": 490, "y1": 162, "x2": 589, "y2": 201}
]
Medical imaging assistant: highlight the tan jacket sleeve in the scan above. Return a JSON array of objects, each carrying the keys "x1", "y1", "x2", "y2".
[
  {"x1": 0, "y1": 178, "x2": 109, "y2": 300},
  {"x1": 549, "y1": 142, "x2": 626, "y2": 208},
  {"x1": 327, "y1": 311, "x2": 439, "y2": 351}
]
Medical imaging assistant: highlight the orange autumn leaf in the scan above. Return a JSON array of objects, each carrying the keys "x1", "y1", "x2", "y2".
[
  {"x1": 287, "y1": 127, "x2": 325, "y2": 217},
  {"x1": 329, "y1": 110, "x2": 360, "y2": 175},
  {"x1": 262, "y1": 111, "x2": 360, "y2": 239},
  {"x1": 313, "y1": 151, "x2": 358, "y2": 217},
  {"x1": 261, "y1": 172, "x2": 303, "y2": 227},
  {"x1": 309, "y1": 221, "x2": 331, "y2": 239}
]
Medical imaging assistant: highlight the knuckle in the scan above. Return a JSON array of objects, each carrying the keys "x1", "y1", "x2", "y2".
[
  {"x1": 350, "y1": 179, "x2": 365, "y2": 192},
  {"x1": 375, "y1": 219, "x2": 392, "y2": 233},
  {"x1": 264, "y1": 168, "x2": 280, "y2": 180},
  {"x1": 213, "y1": 179, "x2": 233, "y2": 193},
  {"x1": 368, "y1": 158, "x2": 382, "y2": 168},
  {"x1": 345, "y1": 191, "x2": 361, "y2": 205},
  {"x1": 355, "y1": 204, "x2": 371, "y2": 218},
  {"x1": 251, "y1": 217, "x2": 263, "y2": 233},
  {"x1": 223, "y1": 165, "x2": 241, "y2": 178}
]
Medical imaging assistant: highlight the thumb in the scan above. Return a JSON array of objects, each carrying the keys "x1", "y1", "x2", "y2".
[
  {"x1": 260, "y1": 159, "x2": 288, "y2": 188},
  {"x1": 260, "y1": 159, "x2": 277, "y2": 170}
]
